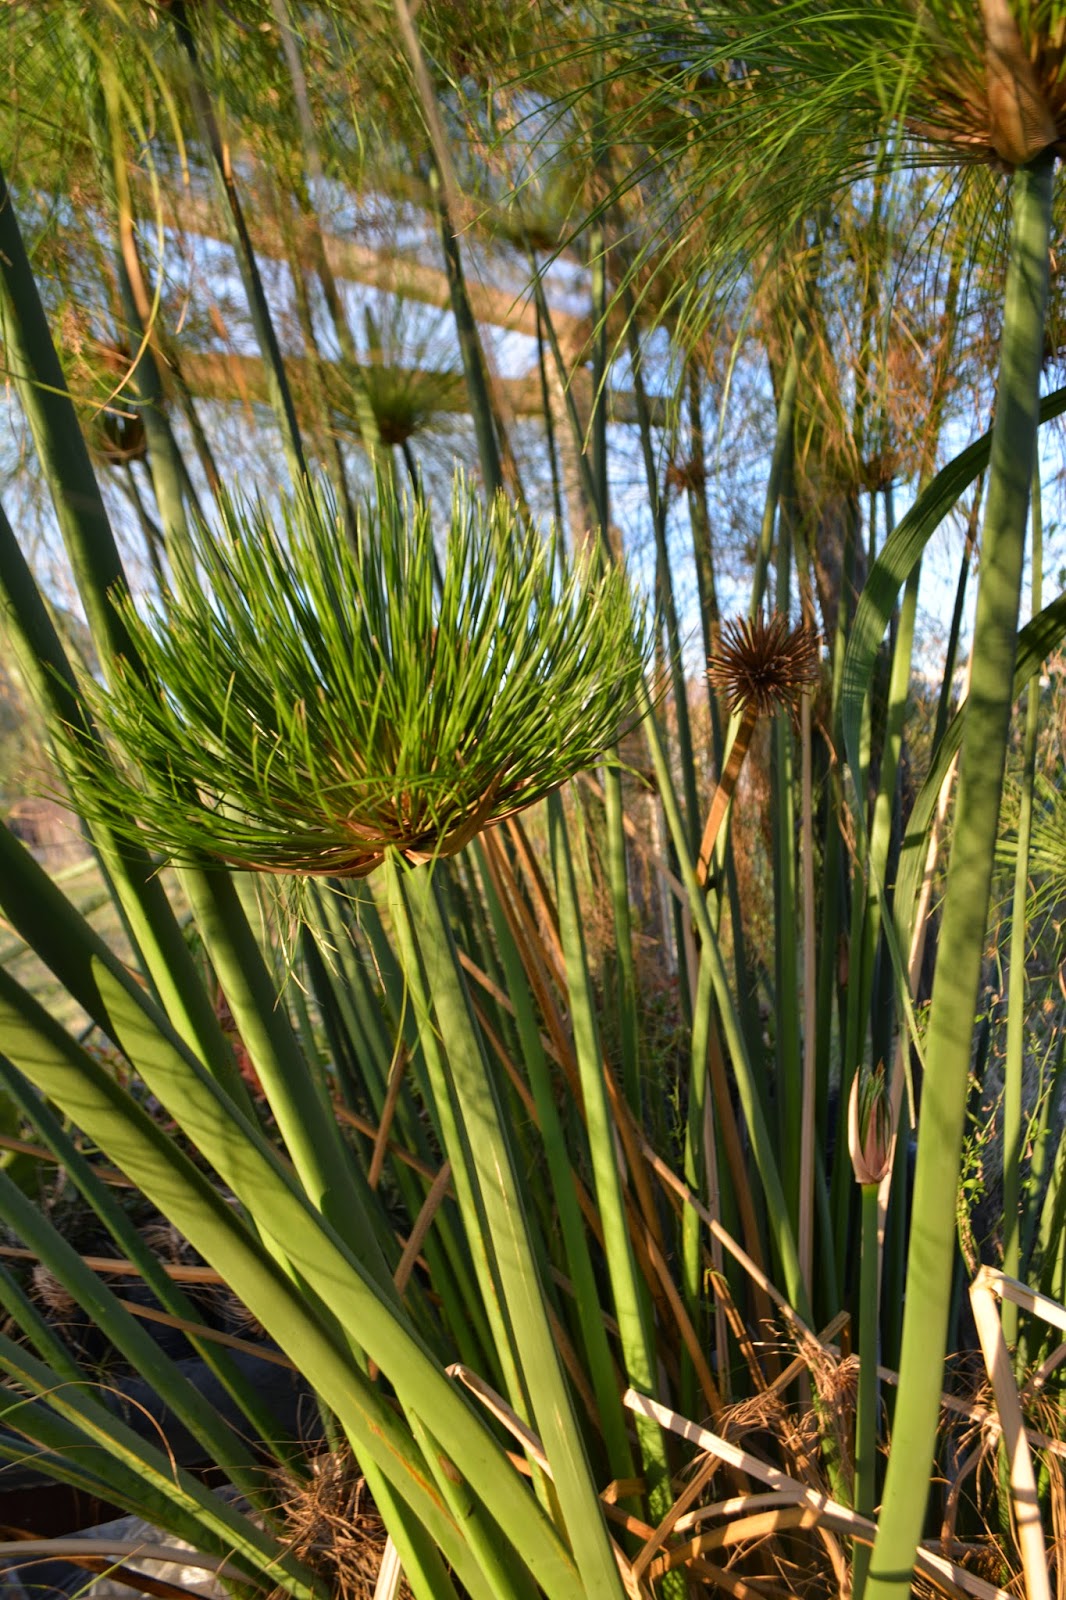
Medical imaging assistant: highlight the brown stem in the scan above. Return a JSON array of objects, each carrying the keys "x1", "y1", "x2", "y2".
[{"x1": 696, "y1": 700, "x2": 759, "y2": 884}]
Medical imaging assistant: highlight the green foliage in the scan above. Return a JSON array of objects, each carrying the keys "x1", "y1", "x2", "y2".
[
  {"x1": 73, "y1": 477, "x2": 650, "y2": 878},
  {"x1": 2, "y1": 4, "x2": 1066, "y2": 1599}
]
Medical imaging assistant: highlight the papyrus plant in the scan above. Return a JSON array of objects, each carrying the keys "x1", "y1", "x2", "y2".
[
  {"x1": 0, "y1": 125, "x2": 674, "y2": 1590},
  {"x1": 68, "y1": 476, "x2": 649, "y2": 879},
  {"x1": 55, "y1": 468, "x2": 656, "y2": 1599},
  {"x1": 0, "y1": 489, "x2": 658, "y2": 1599},
  {"x1": 587, "y1": 1, "x2": 1066, "y2": 1590}
]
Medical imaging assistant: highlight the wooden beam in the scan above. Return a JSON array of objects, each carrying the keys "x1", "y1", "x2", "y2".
[
  {"x1": 149, "y1": 181, "x2": 591, "y2": 346},
  {"x1": 175, "y1": 350, "x2": 661, "y2": 427}
]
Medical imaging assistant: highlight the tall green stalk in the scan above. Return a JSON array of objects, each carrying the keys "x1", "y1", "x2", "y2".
[
  {"x1": 751, "y1": 331, "x2": 803, "y2": 617},
  {"x1": 547, "y1": 794, "x2": 679, "y2": 1539},
  {"x1": 270, "y1": 0, "x2": 386, "y2": 471},
  {"x1": 168, "y1": 0, "x2": 308, "y2": 486},
  {"x1": 389, "y1": 856, "x2": 628, "y2": 1600},
  {"x1": 854, "y1": 1179, "x2": 880, "y2": 1600},
  {"x1": 0, "y1": 963, "x2": 569, "y2": 1600},
  {"x1": 1003, "y1": 466, "x2": 1044, "y2": 1343},
  {"x1": 628, "y1": 702, "x2": 810, "y2": 1315},
  {"x1": 867, "y1": 149, "x2": 1054, "y2": 1600},
  {"x1": 686, "y1": 364, "x2": 723, "y2": 742},
  {"x1": 589, "y1": 220, "x2": 645, "y2": 1116},
  {"x1": 475, "y1": 840, "x2": 636, "y2": 1482},
  {"x1": 772, "y1": 498, "x2": 802, "y2": 1234},
  {"x1": 0, "y1": 170, "x2": 243, "y2": 1093},
  {"x1": 626, "y1": 311, "x2": 701, "y2": 854}
]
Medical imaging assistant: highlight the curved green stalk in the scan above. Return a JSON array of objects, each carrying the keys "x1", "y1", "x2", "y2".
[
  {"x1": 751, "y1": 331, "x2": 803, "y2": 619},
  {"x1": 0, "y1": 1054, "x2": 297, "y2": 1472},
  {"x1": 626, "y1": 310, "x2": 700, "y2": 856},
  {"x1": 682, "y1": 937, "x2": 715, "y2": 1382},
  {"x1": 0, "y1": 502, "x2": 245, "y2": 1101},
  {"x1": 858, "y1": 562, "x2": 921, "y2": 1043},
  {"x1": 686, "y1": 364, "x2": 722, "y2": 732},
  {"x1": 0, "y1": 1296, "x2": 317, "y2": 1595},
  {"x1": 894, "y1": 588, "x2": 1066, "y2": 955},
  {"x1": 842, "y1": 389, "x2": 1066, "y2": 816},
  {"x1": 833, "y1": 560, "x2": 921, "y2": 1272},
  {"x1": 591, "y1": 223, "x2": 645, "y2": 1120},
  {"x1": 307, "y1": 890, "x2": 497, "y2": 1372},
  {"x1": 383, "y1": 861, "x2": 529, "y2": 1413},
  {"x1": 0, "y1": 163, "x2": 137, "y2": 669},
  {"x1": 178, "y1": 866, "x2": 397, "y2": 1281},
  {"x1": 0, "y1": 960, "x2": 581, "y2": 1600},
  {"x1": 772, "y1": 511, "x2": 801, "y2": 1235},
  {"x1": 0, "y1": 1165, "x2": 270, "y2": 1499},
  {"x1": 867, "y1": 149, "x2": 1054, "y2": 1600}
]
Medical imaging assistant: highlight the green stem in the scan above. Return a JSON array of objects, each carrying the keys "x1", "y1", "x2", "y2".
[
  {"x1": 390, "y1": 858, "x2": 626, "y2": 1600},
  {"x1": 169, "y1": 0, "x2": 308, "y2": 486},
  {"x1": 0, "y1": 966, "x2": 542, "y2": 1600},
  {"x1": 682, "y1": 937, "x2": 715, "y2": 1394},
  {"x1": 933, "y1": 490, "x2": 981, "y2": 752},
  {"x1": 686, "y1": 364, "x2": 723, "y2": 748},
  {"x1": 641, "y1": 689, "x2": 809, "y2": 1316},
  {"x1": 180, "y1": 869, "x2": 398, "y2": 1278},
  {"x1": 751, "y1": 330, "x2": 803, "y2": 617},
  {"x1": 475, "y1": 841, "x2": 635, "y2": 1483},
  {"x1": 853, "y1": 1181, "x2": 880, "y2": 1600},
  {"x1": 866, "y1": 149, "x2": 1054, "y2": 1600},
  {"x1": 0, "y1": 500, "x2": 244, "y2": 1099},
  {"x1": 0, "y1": 1055, "x2": 298, "y2": 1477},
  {"x1": 1003, "y1": 465, "x2": 1043, "y2": 1343},
  {"x1": 384, "y1": 862, "x2": 527, "y2": 1408},
  {"x1": 306, "y1": 894, "x2": 497, "y2": 1374},
  {"x1": 0, "y1": 162, "x2": 137, "y2": 669},
  {"x1": 547, "y1": 794, "x2": 677, "y2": 1534},
  {"x1": 626, "y1": 312, "x2": 701, "y2": 854},
  {"x1": 773, "y1": 515, "x2": 801, "y2": 1237}
]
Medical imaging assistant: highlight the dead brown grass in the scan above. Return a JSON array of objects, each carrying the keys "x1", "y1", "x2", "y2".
[{"x1": 271, "y1": 1451, "x2": 413, "y2": 1600}]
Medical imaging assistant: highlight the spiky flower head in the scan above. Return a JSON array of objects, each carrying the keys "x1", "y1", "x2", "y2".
[
  {"x1": 707, "y1": 612, "x2": 821, "y2": 720},
  {"x1": 71, "y1": 475, "x2": 650, "y2": 879}
]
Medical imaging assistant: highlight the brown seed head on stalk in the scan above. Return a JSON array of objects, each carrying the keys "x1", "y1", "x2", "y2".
[
  {"x1": 696, "y1": 611, "x2": 821, "y2": 884},
  {"x1": 708, "y1": 612, "x2": 821, "y2": 720}
]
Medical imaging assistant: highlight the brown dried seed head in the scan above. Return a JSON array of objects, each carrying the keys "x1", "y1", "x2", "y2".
[
  {"x1": 708, "y1": 612, "x2": 821, "y2": 718},
  {"x1": 31, "y1": 1264, "x2": 77, "y2": 1318}
]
